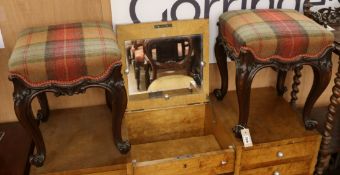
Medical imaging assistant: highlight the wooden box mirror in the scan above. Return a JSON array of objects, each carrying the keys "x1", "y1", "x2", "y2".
[{"x1": 117, "y1": 19, "x2": 209, "y2": 111}]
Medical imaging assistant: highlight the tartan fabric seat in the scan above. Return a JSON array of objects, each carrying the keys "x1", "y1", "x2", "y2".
[
  {"x1": 219, "y1": 9, "x2": 334, "y2": 62},
  {"x1": 8, "y1": 22, "x2": 121, "y2": 86}
]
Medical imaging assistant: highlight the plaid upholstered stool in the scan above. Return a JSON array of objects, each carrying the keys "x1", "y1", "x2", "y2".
[
  {"x1": 213, "y1": 9, "x2": 335, "y2": 137},
  {"x1": 8, "y1": 22, "x2": 130, "y2": 167}
]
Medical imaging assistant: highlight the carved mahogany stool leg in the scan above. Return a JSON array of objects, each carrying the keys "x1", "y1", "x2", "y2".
[
  {"x1": 109, "y1": 70, "x2": 131, "y2": 154},
  {"x1": 315, "y1": 58, "x2": 340, "y2": 175},
  {"x1": 233, "y1": 55, "x2": 261, "y2": 138},
  {"x1": 214, "y1": 37, "x2": 229, "y2": 101},
  {"x1": 105, "y1": 90, "x2": 112, "y2": 110},
  {"x1": 303, "y1": 53, "x2": 333, "y2": 130},
  {"x1": 12, "y1": 80, "x2": 46, "y2": 167},
  {"x1": 276, "y1": 70, "x2": 288, "y2": 96},
  {"x1": 290, "y1": 65, "x2": 303, "y2": 105},
  {"x1": 37, "y1": 92, "x2": 50, "y2": 122}
]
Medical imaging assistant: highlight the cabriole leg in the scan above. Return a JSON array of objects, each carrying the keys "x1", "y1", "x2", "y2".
[
  {"x1": 276, "y1": 70, "x2": 288, "y2": 96},
  {"x1": 303, "y1": 54, "x2": 332, "y2": 130},
  {"x1": 37, "y1": 92, "x2": 49, "y2": 122},
  {"x1": 214, "y1": 37, "x2": 229, "y2": 101},
  {"x1": 109, "y1": 68, "x2": 131, "y2": 154},
  {"x1": 233, "y1": 56, "x2": 261, "y2": 138},
  {"x1": 13, "y1": 82, "x2": 46, "y2": 167}
]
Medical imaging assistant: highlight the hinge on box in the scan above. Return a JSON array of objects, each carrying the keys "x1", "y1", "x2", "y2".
[
  {"x1": 129, "y1": 109, "x2": 145, "y2": 112},
  {"x1": 176, "y1": 154, "x2": 193, "y2": 160},
  {"x1": 186, "y1": 102, "x2": 202, "y2": 106}
]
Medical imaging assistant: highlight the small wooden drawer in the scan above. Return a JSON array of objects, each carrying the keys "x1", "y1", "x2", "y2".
[
  {"x1": 129, "y1": 150, "x2": 235, "y2": 175},
  {"x1": 241, "y1": 141, "x2": 317, "y2": 169},
  {"x1": 240, "y1": 160, "x2": 310, "y2": 175}
]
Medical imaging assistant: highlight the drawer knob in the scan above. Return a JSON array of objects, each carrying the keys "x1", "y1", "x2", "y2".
[
  {"x1": 273, "y1": 171, "x2": 280, "y2": 175},
  {"x1": 221, "y1": 160, "x2": 227, "y2": 165},
  {"x1": 276, "y1": 151, "x2": 284, "y2": 158},
  {"x1": 124, "y1": 69, "x2": 130, "y2": 74},
  {"x1": 164, "y1": 94, "x2": 170, "y2": 100}
]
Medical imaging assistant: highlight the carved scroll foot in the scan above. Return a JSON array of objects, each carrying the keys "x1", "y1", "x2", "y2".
[
  {"x1": 117, "y1": 140, "x2": 131, "y2": 154},
  {"x1": 214, "y1": 36, "x2": 228, "y2": 101},
  {"x1": 29, "y1": 153, "x2": 45, "y2": 167},
  {"x1": 232, "y1": 125, "x2": 244, "y2": 138},
  {"x1": 304, "y1": 119, "x2": 318, "y2": 130},
  {"x1": 214, "y1": 89, "x2": 225, "y2": 101}
]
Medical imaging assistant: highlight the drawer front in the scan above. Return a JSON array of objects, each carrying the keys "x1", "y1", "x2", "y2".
[
  {"x1": 130, "y1": 150, "x2": 234, "y2": 175},
  {"x1": 240, "y1": 161, "x2": 310, "y2": 175},
  {"x1": 241, "y1": 141, "x2": 316, "y2": 169}
]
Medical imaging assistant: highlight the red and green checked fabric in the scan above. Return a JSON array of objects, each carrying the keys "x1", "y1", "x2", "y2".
[
  {"x1": 219, "y1": 9, "x2": 334, "y2": 62},
  {"x1": 8, "y1": 22, "x2": 121, "y2": 86}
]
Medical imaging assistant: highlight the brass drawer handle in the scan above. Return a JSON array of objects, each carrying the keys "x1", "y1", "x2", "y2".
[
  {"x1": 221, "y1": 160, "x2": 228, "y2": 165},
  {"x1": 276, "y1": 151, "x2": 284, "y2": 158},
  {"x1": 273, "y1": 171, "x2": 280, "y2": 175}
]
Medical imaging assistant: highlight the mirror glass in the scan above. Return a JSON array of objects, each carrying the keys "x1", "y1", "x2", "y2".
[{"x1": 124, "y1": 34, "x2": 203, "y2": 97}]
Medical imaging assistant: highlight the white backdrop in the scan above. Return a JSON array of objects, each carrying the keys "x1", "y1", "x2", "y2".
[{"x1": 111, "y1": 0, "x2": 340, "y2": 63}]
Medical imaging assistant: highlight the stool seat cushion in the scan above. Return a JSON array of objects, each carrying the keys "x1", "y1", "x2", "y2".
[
  {"x1": 8, "y1": 22, "x2": 121, "y2": 86},
  {"x1": 219, "y1": 9, "x2": 334, "y2": 62}
]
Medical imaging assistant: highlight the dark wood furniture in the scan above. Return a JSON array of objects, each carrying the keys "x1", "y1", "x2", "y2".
[
  {"x1": 8, "y1": 23, "x2": 130, "y2": 167},
  {"x1": 143, "y1": 36, "x2": 194, "y2": 88},
  {"x1": 213, "y1": 1, "x2": 334, "y2": 138},
  {"x1": 312, "y1": 11, "x2": 340, "y2": 175},
  {"x1": 0, "y1": 122, "x2": 33, "y2": 175},
  {"x1": 10, "y1": 64, "x2": 130, "y2": 167}
]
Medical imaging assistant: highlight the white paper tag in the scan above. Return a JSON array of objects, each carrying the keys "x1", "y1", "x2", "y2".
[
  {"x1": 241, "y1": 128, "x2": 253, "y2": 147},
  {"x1": 0, "y1": 29, "x2": 4, "y2": 48},
  {"x1": 326, "y1": 25, "x2": 335, "y2": 31}
]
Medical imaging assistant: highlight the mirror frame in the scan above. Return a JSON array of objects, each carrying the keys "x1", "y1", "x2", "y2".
[{"x1": 117, "y1": 19, "x2": 209, "y2": 111}]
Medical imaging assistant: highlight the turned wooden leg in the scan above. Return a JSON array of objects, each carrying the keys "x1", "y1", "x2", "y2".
[
  {"x1": 13, "y1": 83, "x2": 46, "y2": 167},
  {"x1": 233, "y1": 57, "x2": 260, "y2": 138},
  {"x1": 315, "y1": 56, "x2": 340, "y2": 175},
  {"x1": 276, "y1": 70, "x2": 288, "y2": 96},
  {"x1": 290, "y1": 65, "x2": 303, "y2": 105},
  {"x1": 303, "y1": 54, "x2": 332, "y2": 130},
  {"x1": 109, "y1": 73, "x2": 130, "y2": 154},
  {"x1": 213, "y1": 37, "x2": 229, "y2": 101},
  {"x1": 37, "y1": 92, "x2": 49, "y2": 122}
]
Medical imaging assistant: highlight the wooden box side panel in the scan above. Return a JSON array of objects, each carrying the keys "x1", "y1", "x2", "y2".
[{"x1": 125, "y1": 104, "x2": 206, "y2": 144}]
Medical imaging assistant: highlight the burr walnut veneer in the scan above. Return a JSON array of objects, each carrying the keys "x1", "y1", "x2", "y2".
[{"x1": 30, "y1": 88, "x2": 321, "y2": 175}]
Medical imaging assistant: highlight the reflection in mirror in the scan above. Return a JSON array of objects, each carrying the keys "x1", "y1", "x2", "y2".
[{"x1": 125, "y1": 34, "x2": 203, "y2": 96}]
